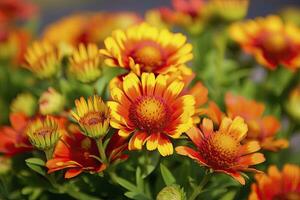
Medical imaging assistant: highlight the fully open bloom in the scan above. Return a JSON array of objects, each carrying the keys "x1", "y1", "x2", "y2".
[
  {"x1": 42, "y1": 12, "x2": 141, "y2": 47},
  {"x1": 68, "y1": 43, "x2": 103, "y2": 83},
  {"x1": 225, "y1": 93, "x2": 288, "y2": 151},
  {"x1": 249, "y1": 164, "x2": 300, "y2": 200},
  {"x1": 0, "y1": 113, "x2": 32, "y2": 156},
  {"x1": 108, "y1": 72, "x2": 195, "y2": 156},
  {"x1": 26, "y1": 116, "x2": 62, "y2": 150},
  {"x1": 23, "y1": 41, "x2": 62, "y2": 79},
  {"x1": 46, "y1": 125, "x2": 128, "y2": 178},
  {"x1": 71, "y1": 95, "x2": 110, "y2": 139},
  {"x1": 229, "y1": 15, "x2": 300, "y2": 70},
  {"x1": 100, "y1": 23, "x2": 193, "y2": 77},
  {"x1": 176, "y1": 117, "x2": 265, "y2": 185}
]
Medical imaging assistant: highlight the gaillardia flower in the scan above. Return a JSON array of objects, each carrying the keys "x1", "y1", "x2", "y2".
[
  {"x1": 23, "y1": 41, "x2": 62, "y2": 79},
  {"x1": 225, "y1": 93, "x2": 288, "y2": 151},
  {"x1": 176, "y1": 117, "x2": 265, "y2": 185},
  {"x1": 249, "y1": 164, "x2": 300, "y2": 200},
  {"x1": 68, "y1": 43, "x2": 103, "y2": 83},
  {"x1": 207, "y1": 0, "x2": 249, "y2": 21},
  {"x1": 159, "y1": 0, "x2": 206, "y2": 34},
  {"x1": 0, "y1": 113, "x2": 32, "y2": 156},
  {"x1": 26, "y1": 116, "x2": 61, "y2": 150},
  {"x1": 100, "y1": 23, "x2": 193, "y2": 76},
  {"x1": 10, "y1": 92, "x2": 37, "y2": 116},
  {"x1": 46, "y1": 125, "x2": 128, "y2": 178},
  {"x1": 71, "y1": 95, "x2": 110, "y2": 139},
  {"x1": 42, "y1": 12, "x2": 141, "y2": 46},
  {"x1": 229, "y1": 15, "x2": 300, "y2": 70},
  {"x1": 108, "y1": 72, "x2": 195, "y2": 156},
  {"x1": 39, "y1": 87, "x2": 65, "y2": 115}
]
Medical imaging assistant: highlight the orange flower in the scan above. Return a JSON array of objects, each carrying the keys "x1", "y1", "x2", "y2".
[
  {"x1": 100, "y1": 23, "x2": 193, "y2": 77},
  {"x1": 108, "y1": 72, "x2": 195, "y2": 156},
  {"x1": 159, "y1": 0, "x2": 206, "y2": 33},
  {"x1": 0, "y1": 113, "x2": 32, "y2": 156},
  {"x1": 225, "y1": 93, "x2": 288, "y2": 151},
  {"x1": 249, "y1": 164, "x2": 300, "y2": 200},
  {"x1": 176, "y1": 117, "x2": 265, "y2": 185},
  {"x1": 229, "y1": 15, "x2": 300, "y2": 70},
  {"x1": 0, "y1": 0, "x2": 37, "y2": 24},
  {"x1": 23, "y1": 41, "x2": 62, "y2": 79},
  {"x1": 46, "y1": 125, "x2": 128, "y2": 178},
  {"x1": 42, "y1": 12, "x2": 141, "y2": 46}
]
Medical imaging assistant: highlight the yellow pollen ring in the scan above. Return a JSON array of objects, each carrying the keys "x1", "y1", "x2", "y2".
[{"x1": 133, "y1": 45, "x2": 163, "y2": 70}]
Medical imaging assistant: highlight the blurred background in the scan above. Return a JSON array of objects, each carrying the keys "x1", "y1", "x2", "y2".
[{"x1": 34, "y1": 0, "x2": 300, "y2": 30}]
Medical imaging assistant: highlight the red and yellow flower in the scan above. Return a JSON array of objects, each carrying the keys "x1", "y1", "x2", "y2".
[
  {"x1": 71, "y1": 95, "x2": 110, "y2": 139},
  {"x1": 46, "y1": 125, "x2": 128, "y2": 178},
  {"x1": 26, "y1": 116, "x2": 62, "y2": 150},
  {"x1": 42, "y1": 12, "x2": 141, "y2": 47},
  {"x1": 159, "y1": 0, "x2": 206, "y2": 33},
  {"x1": 23, "y1": 41, "x2": 62, "y2": 79},
  {"x1": 68, "y1": 43, "x2": 103, "y2": 83},
  {"x1": 108, "y1": 72, "x2": 195, "y2": 156},
  {"x1": 100, "y1": 23, "x2": 193, "y2": 77},
  {"x1": 176, "y1": 117, "x2": 265, "y2": 185},
  {"x1": 249, "y1": 164, "x2": 300, "y2": 200},
  {"x1": 39, "y1": 87, "x2": 65, "y2": 115},
  {"x1": 229, "y1": 15, "x2": 300, "y2": 70},
  {"x1": 0, "y1": 0, "x2": 37, "y2": 24},
  {"x1": 225, "y1": 93, "x2": 288, "y2": 151},
  {"x1": 0, "y1": 113, "x2": 32, "y2": 156}
]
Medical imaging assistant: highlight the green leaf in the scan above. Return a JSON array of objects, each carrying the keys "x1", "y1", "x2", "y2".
[
  {"x1": 136, "y1": 167, "x2": 144, "y2": 192},
  {"x1": 219, "y1": 190, "x2": 236, "y2": 200},
  {"x1": 25, "y1": 158, "x2": 45, "y2": 166},
  {"x1": 25, "y1": 158, "x2": 46, "y2": 176},
  {"x1": 124, "y1": 192, "x2": 151, "y2": 200},
  {"x1": 113, "y1": 175, "x2": 138, "y2": 192},
  {"x1": 160, "y1": 163, "x2": 176, "y2": 186}
]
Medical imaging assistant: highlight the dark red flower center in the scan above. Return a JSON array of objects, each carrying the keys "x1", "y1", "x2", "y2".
[
  {"x1": 198, "y1": 133, "x2": 240, "y2": 169},
  {"x1": 273, "y1": 192, "x2": 300, "y2": 200}
]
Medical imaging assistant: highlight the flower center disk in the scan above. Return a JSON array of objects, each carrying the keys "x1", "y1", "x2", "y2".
[
  {"x1": 129, "y1": 96, "x2": 170, "y2": 133},
  {"x1": 263, "y1": 33, "x2": 287, "y2": 53},
  {"x1": 80, "y1": 112, "x2": 103, "y2": 126},
  {"x1": 199, "y1": 134, "x2": 239, "y2": 169},
  {"x1": 132, "y1": 44, "x2": 163, "y2": 71}
]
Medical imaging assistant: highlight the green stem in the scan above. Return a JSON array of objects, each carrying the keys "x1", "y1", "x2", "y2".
[
  {"x1": 96, "y1": 138, "x2": 107, "y2": 165},
  {"x1": 45, "y1": 148, "x2": 54, "y2": 160},
  {"x1": 188, "y1": 172, "x2": 211, "y2": 200}
]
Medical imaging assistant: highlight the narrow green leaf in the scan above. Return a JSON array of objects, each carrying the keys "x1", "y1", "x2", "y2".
[
  {"x1": 160, "y1": 163, "x2": 176, "y2": 186},
  {"x1": 136, "y1": 167, "x2": 144, "y2": 192},
  {"x1": 113, "y1": 175, "x2": 138, "y2": 192},
  {"x1": 25, "y1": 158, "x2": 45, "y2": 166},
  {"x1": 124, "y1": 192, "x2": 151, "y2": 200}
]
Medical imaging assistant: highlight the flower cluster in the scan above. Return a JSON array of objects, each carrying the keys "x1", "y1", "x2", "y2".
[{"x1": 1, "y1": 1, "x2": 300, "y2": 200}]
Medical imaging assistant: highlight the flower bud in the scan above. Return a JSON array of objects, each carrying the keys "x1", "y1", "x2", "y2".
[
  {"x1": 26, "y1": 116, "x2": 61, "y2": 150},
  {"x1": 39, "y1": 87, "x2": 65, "y2": 115},
  {"x1": 0, "y1": 156, "x2": 11, "y2": 174},
  {"x1": 68, "y1": 43, "x2": 103, "y2": 83},
  {"x1": 156, "y1": 185, "x2": 186, "y2": 200},
  {"x1": 10, "y1": 92, "x2": 37, "y2": 116},
  {"x1": 71, "y1": 95, "x2": 110, "y2": 139},
  {"x1": 286, "y1": 85, "x2": 300, "y2": 121},
  {"x1": 23, "y1": 41, "x2": 61, "y2": 79}
]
